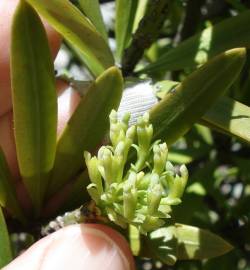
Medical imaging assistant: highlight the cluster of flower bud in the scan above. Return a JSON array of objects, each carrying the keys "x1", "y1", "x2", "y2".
[{"x1": 84, "y1": 110, "x2": 188, "y2": 234}]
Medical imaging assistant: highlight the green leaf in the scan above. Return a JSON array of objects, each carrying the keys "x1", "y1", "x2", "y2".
[
  {"x1": 78, "y1": 0, "x2": 108, "y2": 42},
  {"x1": 141, "y1": 224, "x2": 233, "y2": 265},
  {"x1": 149, "y1": 48, "x2": 246, "y2": 145},
  {"x1": 139, "y1": 10, "x2": 250, "y2": 73},
  {"x1": 11, "y1": 1, "x2": 57, "y2": 214},
  {"x1": 155, "y1": 81, "x2": 250, "y2": 144},
  {"x1": 168, "y1": 144, "x2": 210, "y2": 164},
  {"x1": 132, "y1": 0, "x2": 148, "y2": 33},
  {"x1": 115, "y1": 0, "x2": 138, "y2": 59},
  {"x1": 0, "y1": 207, "x2": 13, "y2": 268},
  {"x1": 48, "y1": 67, "x2": 123, "y2": 197},
  {"x1": 201, "y1": 97, "x2": 250, "y2": 144},
  {"x1": 26, "y1": 0, "x2": 114, "y2": 76},
  {"x1": 0, "y1": 148, "x2": 25, "y2": 223},
  {"x1": 175, "y1": 224, "x2": 233, "y2": 260},
  {"x1": 59, "y1": 170, "x2": 90, "y2": 212}
]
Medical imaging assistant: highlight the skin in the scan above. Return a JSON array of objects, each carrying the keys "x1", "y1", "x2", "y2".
[{"x1": 0, "y1": 1, "x2": 135, "y2": 269}]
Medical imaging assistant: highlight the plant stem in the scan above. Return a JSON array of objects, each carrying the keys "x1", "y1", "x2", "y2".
[
  {"x1": 121, "y1": 0, "x2": 169, "y2": 76},
  {"x1": 177, "y1": 0, "x2": 204, "y2": 43}
]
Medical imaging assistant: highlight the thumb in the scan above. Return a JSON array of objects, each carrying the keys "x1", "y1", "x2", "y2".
[{"x1": 3, "y1": 224, "x2": 135, "y2": 270}]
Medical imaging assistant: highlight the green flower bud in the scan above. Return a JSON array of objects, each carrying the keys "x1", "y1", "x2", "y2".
[
  {"x1": 85, "y1": 110, "x2": 188, "y2": 234},
  {"x1": 87, "y1": 184, "x2": 100, "y2": 204},
  {"x1": 147, "y1": 184, "x2": 163, "y2": 215},
  {"x1": 167, "y1": 165, "x2": 188, "y2": 201},
  {"x1": 134, "y1": 113, "x2": 153, "y2": 171},
  {"x1": 84, "y1": 152, "x2": 103, "y2": 195},
  {"x1": 98, "y1": 147, "x2": 114, "y2": 186},
  {"x1": 153, "y1": 143, "x2": 168, "y2": 174},
  {"x1": 140, "y1": 216, "x2": 165, "y2": 234},
  {"x1": 120, "y1": 112, "x2": 130, "y2": 132},
  {"x1": 123, "y1": 182, "x2": 137, "y2": 220}
]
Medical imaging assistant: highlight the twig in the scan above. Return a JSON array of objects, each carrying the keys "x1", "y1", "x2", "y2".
[
  {"x1": 121, "y1": 0, "x2": 169, "y2": 76},
  {"x1": 177, "y1": 0, "x2": 204, "y2": 43}
]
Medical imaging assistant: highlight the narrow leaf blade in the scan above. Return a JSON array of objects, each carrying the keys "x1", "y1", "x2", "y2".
[
  {"x1": 141, "y1": 223, "x2": 233, "y2": 265},
  {"x1": 11, "y1": 1, "x2": 57, "y2": 214},
  {"x1": 0, "y1": 207, "x2": 13, "y2": 268},
  {"x1": 0, "y1": 148, "x2": 25, "y2": 223},
  {"x1": 48, "y1": 67, "x2": 123, "y2": 196},
  {"x1": 155, "y1": 81, "x2": 250, "y2": 144},
  {"x1": 149, "y1": 48, "x2": 246, "y2": 145},
  {"x1": 140, "y1": 10, "x2": 250, "y2": 73},
  {"x1": 78, "y1": 0, "x2": 108, "y2": 41},
  {"x1": 115, "y1": 0, "x2": 138, "y2": 59},
  {"x1": 27, "y1": 0, "x2": 114, "y2": 76},
  {"x1": 202, "y1": 97, "x2": 250, "y2": 144},
  {"x1": 175, "y1": 223, "x2": 233, "y2": 260}
]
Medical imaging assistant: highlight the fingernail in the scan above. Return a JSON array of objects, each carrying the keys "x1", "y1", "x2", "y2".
[{"x1": 40, "y1": 224, "x2": 134, "y2": 270}]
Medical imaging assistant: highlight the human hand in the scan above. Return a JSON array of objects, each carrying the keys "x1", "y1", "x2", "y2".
[
  {"x1": 3, "y1": 224, "x2": 134, "y2": 270},
  {"x1": 0, "y1": 1, "x2": 134, "y2": 269}
]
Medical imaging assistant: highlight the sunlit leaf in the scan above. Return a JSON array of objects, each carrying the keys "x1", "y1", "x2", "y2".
[
  {"x1": 175, "y1": 224, "x2": 233, "y2": 260},
  {"x1": 149, "y1": 48, "x2": 246, "y2": 145},
  {"x1": 155, "y1": 80, "x2": 250, "y2": 144},
  {"x1": 139, "y1": 10, "x2": 250, "y2": 73},
  {"x1": 141, "y1": 224, "x2": 233, "y2": 265},
  {"x1": 0, "y1": 207, "x2": 13, "y2": 268},
  {"x1": 48, "y1": 67, "x2": 123, "y2": 197},
  {"x1": 11, "y1": 1, "x2": 57, "y2": 214},
  {"x1": 115, "y1": 0, "x2": 138, "y2": 59},
  {"x1": 78, "y1": 0, "x2": 108, "y2": 41},
  {"x1": 132, "y1": 0, "x2": 148, "y2": 33},
  {"x1": 26, "y1": 0, "x2": 114, "y2": 76},
  {"x1": 201, "y1": 97, "x2": 250, "y2": 144}
]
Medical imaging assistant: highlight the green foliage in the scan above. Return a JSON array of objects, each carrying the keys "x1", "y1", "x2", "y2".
[
  {"x1": 11, "y1": 1, "x2": 57, "y2": 214},
  {"x1": 141, "y1": 224, "x2": 233, "y2": 265},
  {"x1": 140, "y1": 9, "x2": 250, "y2": 73},
  {"x1": 48, "y1": 67, "x2": 123, "y2": 196},
  {"x1": 115, "y1": 0, "x2": 138, "y2": 59},
  {"x1": 26, "y1": 0, "x2": 114, "y2": 76},
  {"x1": 1, "y1": 0, "x2": 250, "y2": 268},
  {"x1": 78, "y1": 0, "x2": 108, "y2": 42},
  {"x1": 150, "y1": 48, "x2": 246, "y2": 145},
  {"x1": 0, "y1": 148, "x2": 25, "y2": 223},
  {"x1": 0, "y1": 207, "x2": 13, "y2": 268},
  {"x1": 155, "y1": 81, "x2": 250, "y2": 144}
]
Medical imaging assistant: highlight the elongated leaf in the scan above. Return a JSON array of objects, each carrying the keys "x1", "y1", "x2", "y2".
[
  {"x1": 175, "y1": 224, "x2": 233, "y2": 260},
  {"x1": 78, "y1": 0, "x2": 108, "y2": 41},
  {"x1": 140, "y1": 10, "x2": 250, "y2": 73},
  {"x1": 132, "y1": 0, "x2": 148, "y2": 33},
  {"x1": 149, "y1": 48, "x2": 246, "y2": 145},
  {"x1": 115, "y1": 0, "x2": 138, "y2": 59},
  {"x1": 201, "y1": 97, "x2": 250, "y2": 144},
  {"x1": 48, "y1": 67, "x2": 123, "y2": 196},
  {"x1": 26, "y1": 0, "x2": 114, "y2": 76},
  {"x1": 155, "y1": 81, "x2": 250, "y2": 144},
  {"x1": 0, "y1": 207, "x2": 13, "y2": 268},
  {"x1": 59, "y1": 170, "x2": 90, "y2": 212},
  {"x1": 11, "y1": 1, "x2": 57, "y2": 214},
  {"x1": 0, "y1": 148, "x2": 25, "y2": 223},
  {"x1": 141, "y1": 224, "x2": 233, "y2": 265}
]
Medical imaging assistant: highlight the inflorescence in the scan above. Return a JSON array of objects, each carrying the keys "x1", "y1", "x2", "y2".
[{"x1": 84, "y1": 110, "x2": 188, "y2": 234}]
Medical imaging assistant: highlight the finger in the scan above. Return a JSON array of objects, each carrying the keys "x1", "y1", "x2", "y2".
[
  {"x1": 3, "y1": 224, "x2": 135, "y2": 270},
  {"x1": 0, "y1": 0, "x2": 61, "y2": 117}
]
